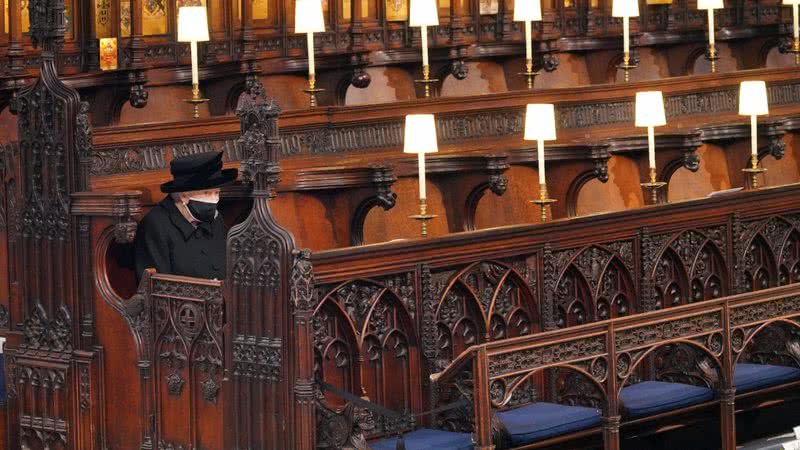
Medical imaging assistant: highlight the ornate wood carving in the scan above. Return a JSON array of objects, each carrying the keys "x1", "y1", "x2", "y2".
[
  {"x1": 549, "y1": 242, "x2": 636, "y2": 328},
  {"x1": 4, "y1": 1, "x2": 100, "y2": 447},
  {"x1": 224, "y1": 93, "x2": 308, "y2": 449},
  {"x1": 643, "y1": 227, "x2": 729, "y2": 310},
  {"x1": 87, "y1": 79, "x2": 800, "y2": 177}
]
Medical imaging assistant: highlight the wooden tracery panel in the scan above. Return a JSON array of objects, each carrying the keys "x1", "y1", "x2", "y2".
[
  {"x1": 431, "y1": 260, "x2": 540, "y2": 369},
  {"x1": 313, "y1": 277, "x2": 421, "y2": 439},
  {"x1": 736, "y1": 215, "x2": 800, "y2": 292},
  {"x1": 547, "y1": 243, "x2": 637, "y2": 328},
  {"x1": 643, "y1": 227, "x2": 729, "y2": 310}
]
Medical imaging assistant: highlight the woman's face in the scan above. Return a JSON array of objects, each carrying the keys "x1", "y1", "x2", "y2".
[{"x1": 180, "y1": 188, "x2": 221, "y2": 204}]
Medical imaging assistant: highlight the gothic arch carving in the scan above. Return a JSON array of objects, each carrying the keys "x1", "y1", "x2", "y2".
[
  {"x1": 552, "y1": 244, "x2": 637, "y2": 327},
  {"x1": 645, "y1": 228, "x2": 728, "y2": 309}
]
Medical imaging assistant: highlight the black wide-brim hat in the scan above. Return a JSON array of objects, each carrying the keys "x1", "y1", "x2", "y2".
[{"x1": 160, "y1": 151, "x2": 238, "y2": 193}]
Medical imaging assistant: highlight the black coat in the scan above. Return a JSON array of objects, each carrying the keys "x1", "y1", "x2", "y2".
[{"x1": 134, "y1": 197, "x2": 227, "y2": 282}]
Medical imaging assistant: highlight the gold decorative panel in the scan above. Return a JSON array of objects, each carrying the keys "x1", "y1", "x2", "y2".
[
  {"x1": 100, "y1": 37, "x2": 118, "y2": 70},
  {"x1": 253, "y1": 0, "x2": 269, "y2": 20},
  {"x1": 385, "y1": 0, "x2": 407, "y2": 21},
  {"x1": 121, "y1": 1, "x2": 131, "y2": 36},
  {"x1": 342, "y1": 0, "x2": 350, "y2": 20},
  {"x1": 143, "y1": 0, "x2": 167, "y2": 35},
  {"x1": 4, "y1": 0, "x2": 8, "y2": 34},
  {"x1": 21, "y1": 0, "x2": 29, "y2": 32},
  {"x1": 362, "y1": 0, "x2": 369, "y2": 17},
  {"x1": 95, "y1": 0, "x2": 111, "y2": 38}
]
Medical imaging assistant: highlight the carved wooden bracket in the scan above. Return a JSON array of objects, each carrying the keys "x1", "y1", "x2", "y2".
[
  {"x1": 417, "y1": 155, "x2": 510, "y2": 232},
  {"x1": 287, "y1": 165, "x2": 398, "y2": 247},
  {"x1": 608, "y1": 132, "x2": 702, "y2": 205},
  {"x1": 71, "y1": 191, "x2": 143, "y2": 243},
  {"x1": 698, "y1": 119, "x2": 788, "y2": 164}
]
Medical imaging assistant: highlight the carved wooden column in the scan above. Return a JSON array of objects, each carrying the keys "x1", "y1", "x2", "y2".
[
  {"x1": 225, "y1": 93, "x2": 313, "y2": 449},
  {"x1": 719, "y1": 303, "x2": 737, "y2": 450},
  {"x1": 473, "y1": 347, "x2": 494, "y2": 450},
  {"x1": 240, "y1": 0, "x2": 256, "y2": 60},
  {"x1": 127, "y1": 0, "x2": 148, "y2": 107},
  {"x1": 604, "y1": 323, "x2": 621, "y2": 450},
  {"x1": 5, "y1": 1, "x2": 103, "y2": 448},
  {"x1": 291, "y1": 250, "x2": 317, "y2": 450},
  {"x1": 84, "y1": 0, "x2": 101, "y2": 71},
  {"x1": 6, "y1": 0, "x2": 25, "y2": 76}
]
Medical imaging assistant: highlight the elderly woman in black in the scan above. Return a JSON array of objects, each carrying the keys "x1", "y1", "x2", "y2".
[{"x1": 134, "y1": 151, "x2": 236, "y2": 282}]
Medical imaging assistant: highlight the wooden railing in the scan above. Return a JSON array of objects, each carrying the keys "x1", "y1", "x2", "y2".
[{"x1": 431, "y1": 283, "x2": 800, "y2": 450}]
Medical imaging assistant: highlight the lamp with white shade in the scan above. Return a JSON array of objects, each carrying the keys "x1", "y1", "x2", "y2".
[
  {"x1": 404, "y1": 114, "x2": 439, "y2": 236},
  {"x1": 177, "y1": 6, "x2": 210, "y2": 119},
  {"x1": 524, "y1": 103, "x2": 557, "y2": 221},
  {"x1": 295, "y1": 0, "x2": 326, "y2": 107},
  {"x1": 612, "y1": 0, "x2": 639, "y2": 82},
  {"x1": 635, "y1": 91, "x2": 668, "y2": 203},
  {"x1": 514, "y1": 0, "x2": 543, "y2": 89},
  {"x1": 739, "y1": 80, "x2": 770, "y2": 188},
  {"x1": 410, "y1": 0, "x2": 439, "y2": 98},
  {"x1": 784, "y1": 0, "x2": 800, "y2": 64},
  {"x1": 697, "y1": 0, "x2": 723, "y2": 72}
]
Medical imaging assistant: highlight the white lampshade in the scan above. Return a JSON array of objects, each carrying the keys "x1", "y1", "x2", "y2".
[
  {"x1": 612, "y1": 0, "x2": 639, "y2": 17},
  {"x1": 514, "y1": 0, "x2": 542, "y2": 21},
  {"x1": 738, "y1": 81, "x2": 769, "y2": 116},
  {"x1": 698, "y1": 0, "x2": 723, "y2": 9},
  {"x1": 295, "y1": 0, "x2": 325, "y2": 33},
  {"x1": 404, "y1": 114, "x2": 439, "y2": 154},
  {"x1": 635, "y1": 91, "x2": 666, "y2": 127},
  {"x1": 177, "y1": 7, "x2": 210, "y2": 42},
  {"x1": 783, "y1": 0, "x2": 800, "y2": 5},
  {"x1": 410, "y1": 0, "x2": 439, "y2": 26},
  {"x1": 524, "y1": 104, "x2": 557, "y2": 141}
]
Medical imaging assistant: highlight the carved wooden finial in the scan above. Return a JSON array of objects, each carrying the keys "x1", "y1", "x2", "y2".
[
  {"x1": 236, "y1": 92, "x2": 282, "y2": 196},
  {"x1": 27, "y1": 0, "x2": 66, "y2": 54}
]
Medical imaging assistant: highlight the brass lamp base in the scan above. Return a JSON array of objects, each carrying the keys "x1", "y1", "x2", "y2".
[
  {"x1": 785, "y1": 37, "x2": 800, "y2": 66},
  {"x1": 409, "y1": 199, "x2": 437, "y2": 237},
  {"x1": 640, "y1": 168, "x2": 667, "y2": 204},
  {"x1": 182, "y1": 83, "x2": 209, "y2": 120},
  {"x1": 530, "y1": 184, "x2": 556, "y2": 222},
  {"x1": 618, "y1": 53, "x2": 637, "y2": 83},
  {"x1": 414, "y1": 65, "x2": 439, "y2": 98},
  {"x1": 742, "y1": 156, "x2": 767, "y2": 189},
  {"x1": 303, "y1": 87, "x2": 325, "y2": 108},
  {"x1": 304, "y1": 74, "x2": 324, "y2": 108},
  {"x1": 517, "y1": 71, "x2": 540, "y2": 90},
  {"x1": 707, "y1": 43, "x2": 719, "y2": 73},
  {"x1": 518, "y1": 60, "x2": 539, "y2": 90}
]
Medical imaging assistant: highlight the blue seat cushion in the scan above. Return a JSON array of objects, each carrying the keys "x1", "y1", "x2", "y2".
[
  {"x1": 370, "y1": 428, "x2": 474, "y2": 450},
  {"x1": 734, "y1": 363, "x2": 800, "y2": 394},
  {"x1": 495, "y1": 402, "x2": 602, "y2": 446},
  {"x1": 620, "y1": 381, "x2": 714, "y2": 418}
]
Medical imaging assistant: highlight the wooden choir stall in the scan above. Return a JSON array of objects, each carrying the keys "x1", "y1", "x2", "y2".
[{"x1": 3, "y1": 0, "x2": 800, "y2": 448}]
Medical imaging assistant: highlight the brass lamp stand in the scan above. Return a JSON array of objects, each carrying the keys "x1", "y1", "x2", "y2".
[
  {"x1": 415, "y1": 65, "x2": 439, "y2": 99},
  {"x1": 619, "y1": 52, "x2": 637, "y2": 83},
  {"x1": 303, "y1": 74, "x2": 324, "y2": 108},
  {"x1": 641, "y1": 168, "x2": 667, "y2": 204},
  {"x1": 518, "y1": 59, "x2": 539, "y2": 90},
  {"x1": 707, "y1": 43, "x2": 719, "y2": 73},
  {"x1": 183, "y1": 83, "x2": 209, "y2": 120},
  {"x1": 742, "y1": 155, "x2": 766, "y2": 189},
  {"x1": 530, "y1": 183, "x2": 556, "y2": 222},
  {"x1": 409, "y1": 198, "x2": 438, "y2": 237}
]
